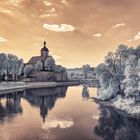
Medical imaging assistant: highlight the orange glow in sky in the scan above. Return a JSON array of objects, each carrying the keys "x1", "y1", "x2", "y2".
[{"x1": 0, "y1": 0, "x2": 140, "y2": 68}]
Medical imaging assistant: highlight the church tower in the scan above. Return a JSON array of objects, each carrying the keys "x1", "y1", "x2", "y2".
[{"x1": 41, "y1": 41, "x2": 49, "y2": 60}]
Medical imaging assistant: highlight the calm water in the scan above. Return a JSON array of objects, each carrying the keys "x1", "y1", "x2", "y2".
[{"x1": 0, "y1": 86, "x2": 140, "y2": 140}]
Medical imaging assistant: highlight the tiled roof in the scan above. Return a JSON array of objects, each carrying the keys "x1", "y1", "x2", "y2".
[{"x1": 27, "y1": 56, "x2": 41, "y2": 64}]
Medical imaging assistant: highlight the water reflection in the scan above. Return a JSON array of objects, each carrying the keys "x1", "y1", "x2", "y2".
[
  {"x1": 0, "y1": 87, "x2": 68, "y2": 123},
  {"x1": 2, "y1": 86, "x2": 140, "y2": 140},
  {"x1": 82, "y1": 84, "x2": 89, "y2": 100},
  {"x1": 42, "y1": 119, "x2": 74, "y2": 130},
  {"x1": 0, "y1": 92, "x2": 23, "y2": 120},
  {"x1": 94, "y1": 104, "x2": 140, "y2": 140},
  {"x1": 23, "y1": 87, "x2": 68, "y2": 122}
]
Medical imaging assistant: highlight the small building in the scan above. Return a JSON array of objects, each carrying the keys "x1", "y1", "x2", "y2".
[
  {"x1": 27, "y1": 41, "x2": 49, "y2": 68},
  {"x1": 26, "y1": 41, "x2": 68, "y2": 82}
]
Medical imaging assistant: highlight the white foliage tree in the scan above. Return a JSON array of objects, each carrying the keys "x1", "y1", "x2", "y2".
[
  {"x1": 54, "y1": 65, "x2": 66, "y2": 73},
  {"x1": 123, "y1": 55, "x2": 139, "y2": 98},
  {"x1": 137, "y1": 58, "x2": 140, "y2": 100},
  {"x1": 35, "y1": 61, "x2": 43, "y2": 71},
  {"x1": 24, "y1": 65, "x2": 33, "y2": 78},
  {"x1": 4, "y1": 54, "x2": 13, "y2": 76},
  {"x1": 95, "y1": 44, "x2": 135, "y2": 100},
  {"x1": 11, "y1": 58, "x2": 23, "y2": 80},
  {"x1": 17, "y1": 59, "x2": 24, "y2": 76},
  {"x1": 0, "y1": 53, "x2": 7, "y2": 81},
  {"x1": 104, "y1": 45, "x2": 130, "y2": 89},
  {"x1": 82, "y1": 64, "x2": 90, "y2": 79},
  {"x1": 45, "y1": 56, "x2": 55, "y2": 71},
  {"x1": 95, "y1": 63, "x2": 120, "y2": 100},
  {"x1": 0, "y1": 54, "x2": 24, "y2": 81}
]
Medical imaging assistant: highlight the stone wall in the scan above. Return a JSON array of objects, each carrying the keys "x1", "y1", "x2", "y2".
[
  {"x1": 34, "y1": 71, "x2": 68, "y2": 82},
  {"x1": 55, "y1": 72, "x2": 68, "y2": 82},
  {"x1": 35, "y1": 71, "x2": 55, "y2": 82}
]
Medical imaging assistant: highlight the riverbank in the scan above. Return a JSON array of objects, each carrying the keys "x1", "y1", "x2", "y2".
[
  {"x1": 0, "y1": 81, "x2": 80, "y2": 94},
  {"x1": 92, "y1": 96, "x2": 140, "y2": 119}
]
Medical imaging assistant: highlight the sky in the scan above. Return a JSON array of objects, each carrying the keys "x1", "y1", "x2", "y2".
[{"x1": 0, "y1": 0, "x2": 140, "y2": 68}]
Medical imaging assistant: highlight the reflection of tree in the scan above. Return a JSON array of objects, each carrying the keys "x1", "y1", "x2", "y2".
[
  {"x1": 0, "y1": 92, "x2": 23, "y2": 119},
  {"x1": 0, "y1": 101, "x2": 6, "y2": 117},
  {"x1": 94, "y1": 105, "x2": 140, "y2": 140},
  {"x1": 0, "y1": 87, "x2": 67, "y2": 123},
  {"x1": 24, "y1": 87, "x2": 68, "y2": 122},
  {"x1": 6, "y1": 93, "x2": 22, "y2": 115},
  {"x1": 82, "y1": 85, "x2": 89, "y2": 100}
]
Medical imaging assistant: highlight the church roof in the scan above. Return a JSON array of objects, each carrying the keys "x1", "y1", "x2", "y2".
[
  {"x1": 27, "y1": 56, "x2": 41, "y2": 65},
  {"x1": 27, "y1": 41, "x2": 49, "y2": 65}
]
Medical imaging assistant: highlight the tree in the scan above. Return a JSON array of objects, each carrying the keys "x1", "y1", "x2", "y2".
[
  {"x1": 95, "y1": 63, "x2": 120, "y2": 100},
  {"x1": 0, "y1": 53, "x2": 7, "y2": 81},
  {"x1": 95, "y1": 45, "x2": 129, "y2": 100},
  {"x1": 2, "y1": 54, "x2": 24, "y2": 81},
  {"x1": 104, "y1": 45, "x2": 130, "y2": 91},
  {"x1": 0, "y1": 53, "x2": 24, "y2": 81},
  {"x1": 95, "y1": 63, "x2": 112, "y2": 88},
  {"x1": 134, "y1": 45, "x2": 140, "y2": 57},
  {"x1": 82, "y1": 64, "x2": 90, "y2": 79},
  {"x1": 115, "y1": 44, "x2": 129, "y2": 79},
  {"x1": 137, "y1": 59, "x2": 140, "y2": 99},
  {"x1": 35, "y1": 61, "x2": 43, "y2": 71},
  {"x1": 17, "y1": 59, "x2": 24, "y2": 77},
  {"x1": 54, "y1": 65, "x2": 66, "y2": 73},
  {"x1": 11, "y1": 58, "x2": 24, "y2": 80},
  {"x1": 24, "y1": 65, "x2": 33, "y2": 78},
  {"x1": 45, "y1": 56, "x2": 55, "y2": 71},
  {"x1": 123, "y1": 55, "x2": 139, "y2": 98}
]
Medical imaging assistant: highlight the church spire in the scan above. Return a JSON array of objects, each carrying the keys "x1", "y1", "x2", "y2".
[
  {"x1": 44, "y1": 41, "x2": 46, "y2": 48},
  {"x1": 41, "y1": 41, "x2": 49, "y2": 61},
  {"x1": 41, "y1": 41, "x2": 49, "y2": 52}
]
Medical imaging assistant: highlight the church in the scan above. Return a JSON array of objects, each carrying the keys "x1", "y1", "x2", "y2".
[
  {"x1": 26, "y1": 41, "x2": 67, "y2": 82},
  {"x1": 27, "y1": 41, "x2": 50, "y2": 67}
]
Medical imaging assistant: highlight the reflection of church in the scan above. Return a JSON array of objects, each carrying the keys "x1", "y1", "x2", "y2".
[
  {"x1": 0, "y1": 87, "x2": 67, "y2": 123},
  {"x1": 24, "y1": 87, "x2": 67, "y2": 122}
]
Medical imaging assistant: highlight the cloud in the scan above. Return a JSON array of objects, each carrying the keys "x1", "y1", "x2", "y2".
[
  {"x1": 92, "y1": 115, "x2": 99, "y2": 120},
  {"x1": 9, "y1": 0, "x2": 19, "y2": 6},
  {"x1": 40, "y1": 13, "x2": 57, "y2": 18},
  {"x1": 0, "y1": 9, "x2": 12, "y2": 14},
  {"x1": 112, "y1": 23, "x2": 126, "y2": 28},
  {"x1": 127, "y1": 31, "x2": 140, "y2": 42},
  {"x1": 44, "y1": 1, "x2": 52, "y2": 6},
  {"x1": 134, "y1": 31, "x2": 140, "y2": 40},
  {"x1": 40, "y1": 6, "x2": 57, "y2": 18},
  {"x1": 49, "y1": 8, "x2": 56, "y2": 13},
  {"x1": 0, "y1": 37, "x2": 7, "y2": 42},
  {"x1": 61, "y1": 0, "x2": 67, "y2": 4},
  {"x1": 43, "y1": 24, "x2": 75, "y2": 32},
  {"x1": 61, "y1": 0, "x2": 70, "y2": 7},
  {"x1": 93, "y1": 33, "x2": 102, "y2": 38},
  {"x1": 42, "y1": 119, "x2": 74, "y2": 130}
]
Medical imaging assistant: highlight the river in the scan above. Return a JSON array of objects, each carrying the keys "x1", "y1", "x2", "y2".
[{"x1": 0, "y1": 86, "x2": 140, "y2": 140}]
